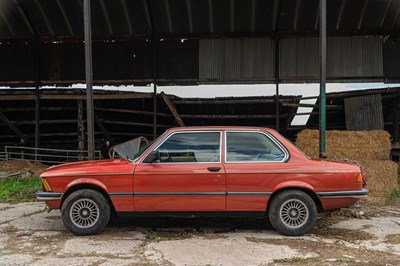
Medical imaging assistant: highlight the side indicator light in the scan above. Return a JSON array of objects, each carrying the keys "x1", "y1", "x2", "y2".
[{"x1": 42, "y1": 178, "x2": 52, "y2": 192}]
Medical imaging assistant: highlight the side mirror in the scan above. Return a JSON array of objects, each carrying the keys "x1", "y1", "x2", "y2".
[{"x1": 143, "y1": 150, "x2": 161, "y2": 163}]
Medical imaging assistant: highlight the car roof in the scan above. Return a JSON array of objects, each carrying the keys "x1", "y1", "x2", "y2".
[{"x1": 167, "y1": 126, "x2": 273, "y2": 132}]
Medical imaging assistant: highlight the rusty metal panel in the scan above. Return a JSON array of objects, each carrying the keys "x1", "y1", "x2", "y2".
[
  {"x1": 199, "y1": 38, "x2": 274, "y2": 83},
  {"x1": 383, "y1": 37, "x2": 400, "y2": 82},
  {"x1": 344, "y1": 94, "x2": 384, "y2": 131}
]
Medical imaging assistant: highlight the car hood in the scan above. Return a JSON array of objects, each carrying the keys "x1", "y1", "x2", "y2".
[{"x1": 40, "y1": 159, "x2": 136, "y2": 178}]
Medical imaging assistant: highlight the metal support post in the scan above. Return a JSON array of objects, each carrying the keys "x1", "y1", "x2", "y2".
[
  {"x1": 319, "y1": 0, "x2": 327, "y2": 158},
  {"x1": 34, "y1": 39, "x2": 40, "y2": 157},
  {"x1": 84, "y1": 0, "x2": 95, "y2": 159},
  {"x1": 274, "y1": 37, "x2": 280, "y2": 131},
  {"x1": 393, "y1": 101, "x2": 399, "y2": 143}
]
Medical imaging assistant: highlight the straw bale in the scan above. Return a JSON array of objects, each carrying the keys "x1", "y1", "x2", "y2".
[
  {"x1": 296, "y1": 129, "x2": 391, "y2": 161},
  {"x1": 358, "y1": 160, "x2": 399, "y2": 199}
]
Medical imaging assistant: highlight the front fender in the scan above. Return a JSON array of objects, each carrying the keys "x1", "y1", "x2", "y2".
[{"x1": 65, "y1": 178, "x2": 109, "y2": 193}]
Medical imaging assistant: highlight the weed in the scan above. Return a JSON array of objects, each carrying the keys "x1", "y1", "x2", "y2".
[
  {"x1": 273, "y1": 256, "x2": 319, "y2": 263},
  {"x1": 144, "y1": 230, "x2": 169, "y2": 242},
  {"x1": 385, "y1": 188, "x2": 400, "y2": 203},
  {"x1": 336, "y1": 255, "x2": 354, "y2": 263},
  {"x1": 0, "y1": 176, "x2": 42, "y2": 203}
]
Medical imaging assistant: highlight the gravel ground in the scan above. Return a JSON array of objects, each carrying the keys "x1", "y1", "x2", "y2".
[{"x1": 0, "y1": 202, "x2": 399, "y2": 266}]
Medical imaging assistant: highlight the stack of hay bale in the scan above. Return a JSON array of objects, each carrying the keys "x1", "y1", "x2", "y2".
[{"x1": 296, "y1": 129, "x2": 399, "y2": 202}]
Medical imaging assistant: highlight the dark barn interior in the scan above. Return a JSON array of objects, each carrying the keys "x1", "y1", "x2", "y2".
[{"x1": 0, "y1": 0, "x2": 399, "y2": 160}]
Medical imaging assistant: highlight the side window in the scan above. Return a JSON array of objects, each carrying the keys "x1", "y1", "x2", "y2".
[
  {"x1": 226, "y1": 132, "x2": 285, "y2": 162},
  {"x1": 149, "y1": 132, "x2": 221, "y2": 163}
]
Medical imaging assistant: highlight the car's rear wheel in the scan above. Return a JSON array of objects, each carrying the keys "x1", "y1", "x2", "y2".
[
  {"x1": 61, "y1": 189, "x2": 110, "y2": 235},
  {"x1": 268, "y1": 190, "x2": 317, "y2": 236}
]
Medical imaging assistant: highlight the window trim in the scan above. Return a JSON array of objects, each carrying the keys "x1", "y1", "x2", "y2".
[
  {"x1": 224, "y1": 130, "x2": 289, "y2": 163},
  {"x1": 141, "y1": 130, "x2": 223, "y2": 164}
]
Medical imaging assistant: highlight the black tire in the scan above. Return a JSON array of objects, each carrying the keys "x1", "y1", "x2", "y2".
[
  {"x1": 268, "y1": 190, "x2": 317, "y2": 236},
  {"x1": 61, "y1": 189, "x2": 110, "y2": 236}
]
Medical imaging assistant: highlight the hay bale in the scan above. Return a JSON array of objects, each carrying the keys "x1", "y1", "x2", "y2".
[
  {"x1": 359, "y1": 160, "x2": 399, "y2": 200},
  {"x1": 296, "y1": 129, "x2": 391, "y2": 161}
]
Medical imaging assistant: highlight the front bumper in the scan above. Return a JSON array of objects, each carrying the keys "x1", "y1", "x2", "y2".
[{"x1": 36, "y1": 190, "x2": 63, "y2": 201}]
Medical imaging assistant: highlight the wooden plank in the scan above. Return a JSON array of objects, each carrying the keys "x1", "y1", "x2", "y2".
[
  {"x1": 0, "y1": 112, "x2": 26, "y2": 140},
  {"x1": 161, "y1": 92, "x2": 185, "y2": 127}
]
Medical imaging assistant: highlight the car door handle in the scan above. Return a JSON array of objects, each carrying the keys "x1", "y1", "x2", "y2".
[{"x1": 207, "y1": 167, "x2": 221, "y2": 172}]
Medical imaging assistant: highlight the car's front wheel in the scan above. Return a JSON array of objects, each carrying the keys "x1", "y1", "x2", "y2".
[
  {"x1": 61, "y1": 189, "x2": 110, "y2": 235},
  {"x1": 268, "y1": 190, "x2": 317, "y2": 236}
]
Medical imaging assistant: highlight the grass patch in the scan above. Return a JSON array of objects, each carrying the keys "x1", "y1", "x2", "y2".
[
  {"x1": 385, "y1": 188, "x2": 400, "y2": 203},
  {"x1": 336, "y1": 255, "x2": 354, "y2": 263},
  {"x1": 0, "y1": 176, "x2": 42, "y2": 203}
]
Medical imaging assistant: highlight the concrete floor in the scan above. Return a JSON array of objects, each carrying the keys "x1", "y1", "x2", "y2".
[{"x1": 0, "y1": 202, "x2": 399, "y2": 266}]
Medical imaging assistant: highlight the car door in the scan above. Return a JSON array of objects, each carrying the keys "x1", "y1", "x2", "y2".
[
  {"x1": 223, "y1": 130, "x2": 289, "y2": 211},
  {"x1": 134, "y1": 131, "x2": 226, "y2": 211}
]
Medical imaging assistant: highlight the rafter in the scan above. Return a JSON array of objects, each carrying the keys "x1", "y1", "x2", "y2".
[{"x1": 161, "y1": 92, "x2": 185, "y2": 127}]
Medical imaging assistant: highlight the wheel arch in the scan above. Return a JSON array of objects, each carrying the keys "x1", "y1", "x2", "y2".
[
  {"x1": 267, "y1": 187, "x2": 323, "y2": 212},
  {"x1": 61, "y1": 183, "x2": 116, "y2": 214}
]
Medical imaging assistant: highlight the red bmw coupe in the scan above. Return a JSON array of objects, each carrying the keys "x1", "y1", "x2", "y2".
[{"x1": 37, "y1": 127, "x2": 368, "y2": 236}]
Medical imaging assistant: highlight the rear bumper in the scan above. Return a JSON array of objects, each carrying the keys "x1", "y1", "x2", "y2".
[
  {"x1": 317, "y1": 189, "x2": 368, "y2": 199},
  {"x1": 36, "y1": 190, "x2": 63, "y2": 201}
]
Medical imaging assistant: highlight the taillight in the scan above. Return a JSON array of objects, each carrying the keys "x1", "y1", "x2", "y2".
[{"x1": 356, "y1": 173, "x2": 367, "y2": 187}]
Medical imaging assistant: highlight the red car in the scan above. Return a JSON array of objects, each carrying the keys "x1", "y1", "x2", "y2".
[{"x1": 37, "y1": 127, "x2": 367, "y2": 236}]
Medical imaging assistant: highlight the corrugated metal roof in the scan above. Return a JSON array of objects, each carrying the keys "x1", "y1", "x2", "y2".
[{"x1": 0, "y1": 0, "x2": 399, "y2": 39}]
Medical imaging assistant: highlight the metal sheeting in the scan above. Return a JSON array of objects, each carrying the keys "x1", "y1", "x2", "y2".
[
  {"x1": 280, "y1": 36, "x2": 384, "y2": 82},
  {"x1": 327, "y1": 36, "x2": 383, "y2": 79},
  {"x1": 383, "y1": 37, "x2": 400, "y2": 82},
  {"x1": 0, "y1": 39, "x2": 199, "y2": 85},
  {"x1": 199, "y1": 38, "x2": 274, "y2": 83},
  {"x1": 344, "y1": 94, "x2": 384, "y2": 130},
  {"x1": 280, "y1": 37, "x2": 319, "y2": 81}
]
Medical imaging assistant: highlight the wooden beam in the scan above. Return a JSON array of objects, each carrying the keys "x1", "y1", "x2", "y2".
[
  {"x1": 94, "y1": 112, "x2": 112, "y2": 142},
  {"x1": 95, "y1": 107, "x2": 172, "y2": 118},
  {"x1": 39, "y1": 93, "x2": 153, "y2": 100},
  {"x1": 161, "y1": 92, "x2": 185, "y2": 127},
  {"x1": 103, "y1": 120, "x2": 171, "y2": 128},
  {"x1": 174, "y1": 98, "x2": 297, "y2": 105},
  {"x1": 9, "y1": 119, "x2": 82, "y2": 125},
  {"x1": 282, "y1": 103, "x2": 343, "y2": 109},
  {"x1": 179, "y1": 114, "x2": 289, "y2": 119},
  {"x1": 0, "y1": 112, "x2": 27, "y2": 141}
]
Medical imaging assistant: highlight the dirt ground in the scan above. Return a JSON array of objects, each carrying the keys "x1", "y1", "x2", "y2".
[
  {"x1": 0, "y1": 200, "x2": 399, "y2": 266},
  {"x1": 0, "y1": 160, "x2": 47, "y2": 178}
]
